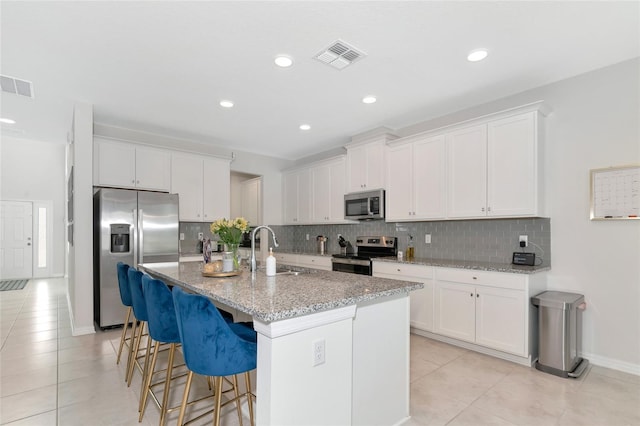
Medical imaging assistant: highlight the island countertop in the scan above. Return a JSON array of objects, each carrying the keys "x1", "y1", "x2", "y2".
[{"x1": 139, "y1": 261, "x2": 423, "y2": 322}]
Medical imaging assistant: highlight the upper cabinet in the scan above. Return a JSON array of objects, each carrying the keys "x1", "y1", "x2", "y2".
[
  {"x1": 448, "y1": 111, "x2": 542, "y2": 218},
  {"x1": 386, "y1": 134, "x2": 446, "y2": 221},
  {"x1": 171, "y1": 153, "x2": 230, "y2": 222},
  {"x1": 94, "y1": 138, "x2": 171, "y2": 192},
  {"x1": 311, "y1": 157, "x2": 350, "y2": 223},
  {"x1": 345, "y1": 132, "x2": 397, "y2": 193},
  {"x1": 240, "y1": 177, "x2": 262, "y2": 226},
  {"x1": 282, "y1": 168, "x2": 311, "y2": 224}
]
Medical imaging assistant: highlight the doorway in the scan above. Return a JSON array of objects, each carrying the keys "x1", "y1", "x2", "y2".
[{"x1": 1, "y1": 201, "x2": 33, "y2": 279}]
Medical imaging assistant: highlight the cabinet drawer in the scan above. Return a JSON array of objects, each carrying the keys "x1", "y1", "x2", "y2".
[
  {"x1": 373, "y1": 262, "x2": 433, "y2": 279},
  {"x1": 297, "y1": 255, "x2": 332, "y2": 271},
  {"x1": 435, "y1": 267, "x2": 526, "y2": 290}
]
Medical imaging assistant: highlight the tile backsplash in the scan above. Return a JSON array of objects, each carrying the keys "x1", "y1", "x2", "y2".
[
  {"x1": 179, "y1": 222, "x2": 216, "y2": 255},
  {"x1": 269, "y1": 217, "x2": 551, "y2": 266}
]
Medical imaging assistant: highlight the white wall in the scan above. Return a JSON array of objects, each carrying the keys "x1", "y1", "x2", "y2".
[
  {"x1": 0, "y1": 136, "x2": 66, "y2": 276},
  {"x1": 400, "y1": 58, "x2": 640, "y2": 373}
]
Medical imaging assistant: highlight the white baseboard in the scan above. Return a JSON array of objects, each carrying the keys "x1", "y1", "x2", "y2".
[
  {"x1": 65, "y1": 292, "x2": 96, "y2": 336},
  {"x1": 580, "y1": 351, "x2": 640, "y2": 377}
]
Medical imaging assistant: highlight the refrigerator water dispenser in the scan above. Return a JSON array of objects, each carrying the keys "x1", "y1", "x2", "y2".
[{"x1": 110, "y1": 224, "x2": 130, "y2": 253}]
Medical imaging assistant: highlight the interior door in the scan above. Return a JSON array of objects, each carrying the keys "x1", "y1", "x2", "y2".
[{"x1": 0, "y1": 201, "x2": 33, "y2": 279}]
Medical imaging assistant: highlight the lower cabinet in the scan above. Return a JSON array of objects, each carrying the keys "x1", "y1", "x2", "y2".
[
  {"x1": 372, "y1": 262, "x2": 434, "y2": 332},
  {"x1": 273, "y1": 253, "x2": 332, "y2": 271},
  {"x1": 374, "y1": 262, "x2": 546, "y2": 364}
]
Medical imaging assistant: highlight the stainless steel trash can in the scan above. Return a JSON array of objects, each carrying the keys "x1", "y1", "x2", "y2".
[{"x1": 531, "y1": 291, "x2": 589, "y2": 378}]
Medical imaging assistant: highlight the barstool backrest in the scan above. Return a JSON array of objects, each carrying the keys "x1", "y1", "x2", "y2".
[
  {"x1": 116, "y1": 262, "x2": 132, "y2": 307},
  {"x1": 142, "y1": 275, "x2": 180, "y2": 344},
  {"x1": 127, "y1": 268, "x2": 148, "y2": 321},
  {"x1": 172, "y1": 287, "x2": 257, "y2": 377}
]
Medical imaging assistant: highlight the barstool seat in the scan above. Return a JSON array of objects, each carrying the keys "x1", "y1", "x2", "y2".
[{"x1": 173, "y1": 287, "x2": 257, "y2": 426}]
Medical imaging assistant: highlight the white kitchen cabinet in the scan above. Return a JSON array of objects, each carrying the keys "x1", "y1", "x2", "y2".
[
  {"x1": 346, "y1": 140, "x2": 388, "y2": 192},
  {"x1": 372, "y1": 262, "x2": 434, "y2": 332},
  {"x1": 282, "y1": 169, "x2": 310, "y2": 224},
  {"x1": 171, "y1": 153, "x2": 230, "y2": 222},
  {"x1": 240, "y1": 177, "x2": 261, "y2": 225},
  {"x1": 94, "y1": 138, "x2": 171, "y2": 191},
  {"x1": 296, "y1": 254, "x2": 332, "y2": 271},
  {"x1": 311, "y1": 157, "x2": 349, "y2": 223},
  {"x1": 447, "y1": 111, "x2": 542, "y2": 218},
  {"x1": 434, "y1": 268, "x2": 532, "y2": 357},
  {"x1": 386, "y1": 135, "x2": 446, "y2": 221}
]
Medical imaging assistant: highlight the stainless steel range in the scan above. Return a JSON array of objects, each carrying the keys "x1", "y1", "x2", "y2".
[{"x1": 331, "y1": 236, "x2": 397, "y2": 275}]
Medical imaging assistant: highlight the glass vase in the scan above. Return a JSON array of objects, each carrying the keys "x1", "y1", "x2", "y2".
[{"x1": 225, "y1": 243, "x2": 240, "y2": 271}]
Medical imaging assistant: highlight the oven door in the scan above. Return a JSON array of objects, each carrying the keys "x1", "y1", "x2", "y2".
[{"x1": 331, "y1": 258, "x2": 372, "y2": 275}]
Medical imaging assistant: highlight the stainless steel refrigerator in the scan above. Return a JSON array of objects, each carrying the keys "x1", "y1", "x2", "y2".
[{"x1": 93, "y1": 188, "x2": 179, "y2": 329}]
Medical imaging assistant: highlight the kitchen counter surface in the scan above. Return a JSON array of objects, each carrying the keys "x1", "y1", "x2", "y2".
[
  {"x1": 374, "y1": 256, "x2": 550, "y2": 274},
  {"x1": 139, "y1": 261, "x2": 422, "y2": 322}
]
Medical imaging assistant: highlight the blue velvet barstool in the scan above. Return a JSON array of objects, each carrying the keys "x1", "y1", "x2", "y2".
[
  {"x1": 139, "y1": 275, "x2": 185, "y2": 425},
  {"x1": 173, "y1": 287, "x2": 257, "y2": 426},
  {"x1": 115, "y1": 262, "x2": 134, "y2": 369},
  {"x1": 126, "y1": 267, "x2": 151, "y2": 388}
]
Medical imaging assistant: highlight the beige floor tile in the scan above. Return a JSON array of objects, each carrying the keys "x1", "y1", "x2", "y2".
[
  {"x1": 57, "y1": 370, "x2": 129, "y2": 408},
  {"x1": 2, "y1": 329, "x2": 57, "y2": 346},
  {"x1": 58, "y1": 355, "x2": 119, "y2": 383},
  {"x1": 0, "y1": 384, "x2": 57, "y2": 424},
  {"x1": 57, "y1": 387, "x2": 144, "y2": 426},
  {"x1": 411, "y1": 356, "x2": 441, "y2": 382},
  {"x1": 0, "y1": 337, "x2": 58, "y2": 360},
  {"x1": 0, "y1": 365, "x2": 57, "y2": 397},
  {"x1": 410, "y1": 334, "x2": 468, "y2": 366},
  {"x1": 447, "y1": 406, "x2": 517, "y2": 426},
  {"x1": 6, "y1": 320, "x2": 58, "y2": 335},
  {"x1": 559, "y1": 386, "x2": 640, "y2": 425},
  {"x1": 1, "y1": 409, "x2": 57, "y2": 425},
  {"x1": 408, "y1": 386, "x2": 469, "y2": 426},
  {"x1": 0, "y1": 351, "x2": 58, "y2": 376},
  {"x1": 411, "y1": 364, "x2": 498, "y2": 405}
]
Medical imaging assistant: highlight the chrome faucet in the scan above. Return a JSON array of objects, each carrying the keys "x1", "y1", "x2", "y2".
[{"x1": 251, "y1": 225, "x2": 279, "y2": 274}]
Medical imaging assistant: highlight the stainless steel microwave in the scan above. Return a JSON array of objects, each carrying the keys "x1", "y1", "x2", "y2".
[{"x1": 344, "y1": 189, "x2": 385, "y2": 220}]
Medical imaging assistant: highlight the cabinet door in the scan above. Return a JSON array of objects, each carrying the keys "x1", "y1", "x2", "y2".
[
  {"x1": 171, "y1": 155, "x2": 203, "y2": 221},
  {"x1": 434, "y1": 281, "x2": 475, "y2": 342},
  {"x1": 447, "y1": 125, "x2": 487, "y2": 218},
  {"x1": 410, "y1": 279, "x2": 434, "y2": 332},
  {"x1": 135, "y1": 146, "x2": 171, "y2": 191},
  {"x1": 311, "y1": 164, "x2": 332, "y2": 222},
  {"x1": 346, "y1": 144, "x2": 368, "y2": 192},
  {"x1": 385, "y1": 143, "x2": 413, "y2": 221},
  {"x1": 487, "y1": 112, "x2": 537, "y2": 217},
  {"x1": 365, "y1": 141, "x2": 385, "y2": 190},
  {"x1": 413, "y1": 135, "x2": 446, "y2": 219},
  {"x1": 297, "y1": 169, "x2": 311, "y2": 224},
  {"x1": 282, "y1": 171, "x2": 299, "y2": 224},
  {"x1": 203, "y1": 157, "x2": 230, "y2": 222},
  {"x1": 241, "y1": 178, "x2": 261, "y2": 225},
  {"x1": 329, "y1": 158, "x2": 347, "y2": 222},
  {"x1": 95, "y1": 140, "x2": 136, "y2": 188},
  {"x1": 475, "y1": 286, "x2": 526, "y2": 356}
]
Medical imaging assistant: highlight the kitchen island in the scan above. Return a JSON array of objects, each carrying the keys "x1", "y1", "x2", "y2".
[{"x1": 140, "y1": 261, "x2": 423, "y2": 426}]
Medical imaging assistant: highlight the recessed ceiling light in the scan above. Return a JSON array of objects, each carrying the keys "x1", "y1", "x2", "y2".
[
  {"x1": 299, "y1": 124, "x2": 311, "y2": 131},
  {"x1": 0, "y1": 117, "x2": 16, "y2": 124},
  {"x1": 362, "y1": 96, "x2": 377, "y2": 104},
  {"x1": 219, "y1": 100, "x2": 234, "y2": 108},
  {"x1": 274, "y1": 56, "x2": 293, "y2": 68},
  {"x1": 467, "y1": 49, "x2": 488, "y2": 62}
]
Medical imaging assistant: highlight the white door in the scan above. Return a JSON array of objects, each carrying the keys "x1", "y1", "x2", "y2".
[
  {"x1": 414, "y1": 135, "x2": 447, "y2": 219},
  {"x1": 434, "y1": 281, "x2": 476, "y2": 342},
  {"x1": 385, "y1": 143, "x2": 413, "y2": 221},
  {"x1": 0, "y1": 201, "x2": 33, "y2": 279},
  {"x1": 475, "y1": 286, "x2": 527, "y2": 356}
]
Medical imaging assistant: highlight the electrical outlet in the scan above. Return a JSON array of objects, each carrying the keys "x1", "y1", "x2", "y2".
[
  {"x1": 312, "y1": 339, "x2": 325, "y2": 366},
  {"x1": 180, "y1": 233, "x2": 185, "y2": 241},
  {"x1": 425, "y1": 234, "x2": 431, "y2": 244},
  {"x1": 306, "y1": 234, "x2": 309, "y2": 241},
  {"x1": 519, "y1": 235, "x2": 528, "y2": 247},
  {"x1": 198, "y1": 232, "x2": 204, "y2": 240}
]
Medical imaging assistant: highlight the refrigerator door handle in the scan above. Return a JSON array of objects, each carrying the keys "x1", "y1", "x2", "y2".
[
  {"x1": 132, "y1": 209, "x2": 138, "y2": 267},
  {"x1": 138, "y1": 209, "x2": 144, "y2": 265}
]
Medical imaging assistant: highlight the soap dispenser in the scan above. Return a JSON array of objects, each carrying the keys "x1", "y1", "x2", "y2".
[{"x1": 266, "y1": 247, "x2": 276, "y2": 276}]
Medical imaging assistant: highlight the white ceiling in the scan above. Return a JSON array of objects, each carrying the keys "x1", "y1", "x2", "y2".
[{"x1": 1, "y1": 1, "x2": 638, "y2": 160}]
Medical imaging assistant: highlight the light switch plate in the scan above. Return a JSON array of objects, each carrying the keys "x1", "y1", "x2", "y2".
[{"x1": 425, "y1": 234, "x2": 431, "y2": 244}]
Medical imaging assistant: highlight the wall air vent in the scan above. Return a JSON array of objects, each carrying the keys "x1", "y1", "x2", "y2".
[
  {"x1": 1, "y1": 75, "x2": 34, "y2": 98},
  {"x1": 314, "y1": 40, "x2": 366, "y2": 70}
]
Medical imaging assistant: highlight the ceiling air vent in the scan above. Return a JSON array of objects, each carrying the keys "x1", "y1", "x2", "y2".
[
  {"x1": 314, "y1": 40, "x2": 366, "y2": 70},
  {"x1": 1, "y1": 75, "x2": 34, "y2": 98}
]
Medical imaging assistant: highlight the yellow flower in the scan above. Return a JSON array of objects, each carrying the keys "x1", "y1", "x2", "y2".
[{"x1": 209, "y1": 217, "x2": 250, "y2": 245}]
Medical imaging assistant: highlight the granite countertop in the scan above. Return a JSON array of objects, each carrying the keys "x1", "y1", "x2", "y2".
[
  {"x1": 139, "y1": 261, "x2": 423, "y2": 322},
  {"x1": 373, "y1": 256, "x2": 550, "y2": 274}
]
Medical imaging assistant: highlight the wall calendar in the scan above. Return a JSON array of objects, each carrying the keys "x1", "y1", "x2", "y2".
[{"x1": 590, "y1": 165, "x2": 640, "y2": 220}]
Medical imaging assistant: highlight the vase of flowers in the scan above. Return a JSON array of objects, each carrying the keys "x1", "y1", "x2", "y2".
[{"x1": 210, "y1": 217, "x2": 249, "y2": 271}]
